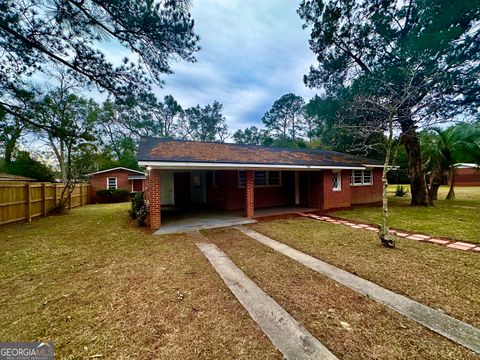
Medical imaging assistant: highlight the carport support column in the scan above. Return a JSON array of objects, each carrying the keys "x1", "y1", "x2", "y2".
[
  {"x1": 148, "y1": 168, "x2": 161, "y2": 229},
  {"x1": 245, "y1": 170, "x2": 255, "y2": 218}
]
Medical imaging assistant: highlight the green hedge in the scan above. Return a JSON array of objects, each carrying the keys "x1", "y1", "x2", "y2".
[{"x1": 96, "y1": 189, "x2": 131, "y2": 203}]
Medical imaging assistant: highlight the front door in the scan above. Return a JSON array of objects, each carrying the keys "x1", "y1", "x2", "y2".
[
  {"x1": 132, "y1": 179, "x2": 143, "y2": 192},
  {"x1": 190, "y1": 171, "x2": 206, "y2": 203}
]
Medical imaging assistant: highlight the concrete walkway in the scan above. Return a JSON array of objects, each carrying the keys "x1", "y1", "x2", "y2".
[
  {"x1": 298, "y1": 213, "x2": 480, "y2": 253},
  {"x1": 155, "y1": 212, "x2": 255, "y2": 235},
  {"x1": 236, "y1": 226, "x2": 480, "y2": 354},
  {"x1": 196, "y1": 240, "x2": 337, "y2": 360}
]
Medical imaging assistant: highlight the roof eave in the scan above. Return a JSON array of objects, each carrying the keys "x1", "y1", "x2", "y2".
[
  {"x1": 86, "y1": 167, "x2": 145, "y2": 176},
  {"x1": 138, "y1": 160, "x2": 370, "y2": 171}
]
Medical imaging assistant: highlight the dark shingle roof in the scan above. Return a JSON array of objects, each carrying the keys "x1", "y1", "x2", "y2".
[
  {"x1": 137, "y1": 137, "x2": 383, "y2": 168},
  {"x1": 0, "y1": 172, "x2": 36, "y2": 181}
]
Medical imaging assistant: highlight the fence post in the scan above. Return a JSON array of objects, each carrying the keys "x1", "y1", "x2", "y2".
[
  {"x1": 26, "y1": 183, "x2": 32, "y2": 222},
  {"x1": 42, "y1": 183, "x2": 47, "y2": 216},
  {"x1": 79, "y1": 184, "x2": 83, "y2": 206},
  {"x1": 53, "y1": 183, "x2": 57, "y2": 208},
  {"x1": 68, "y1": 188, "x2": 72, "y2": 210}
]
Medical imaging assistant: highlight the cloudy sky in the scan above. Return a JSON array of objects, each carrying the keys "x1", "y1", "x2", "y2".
[{"x1": 154, "y1": 0, "x2": 319, "y2": 133}]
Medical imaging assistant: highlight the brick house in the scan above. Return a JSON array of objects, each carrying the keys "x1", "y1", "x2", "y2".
[
  {"x1": 452, "y1": 163, "x2": 480, "y2": 186},
  {"x1": 138, "y1": 137, "x2": 384, "y2": 230},
  {"x1": 88, "y1": 167, "x2": 146, "y2": 203}
]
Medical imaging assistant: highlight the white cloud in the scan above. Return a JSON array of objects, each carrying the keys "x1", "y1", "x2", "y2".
[{"x1": 153, "y1": 0, "x2": 320, "y2": 134}]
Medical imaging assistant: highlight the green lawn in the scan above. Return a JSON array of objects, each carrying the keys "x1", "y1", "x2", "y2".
[{"x1": 333, "y1": 185, "x2": 480, "y2": 243}]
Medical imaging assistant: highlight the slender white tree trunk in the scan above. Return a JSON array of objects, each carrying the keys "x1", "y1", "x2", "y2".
[{"x1": 379, "y1": 115, "x2": 395, "y2": 248}]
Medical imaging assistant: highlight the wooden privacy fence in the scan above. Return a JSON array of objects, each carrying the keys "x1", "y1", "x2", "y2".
[{"x1": 0, "y1": 182, "x2": 90, "y2": 226}]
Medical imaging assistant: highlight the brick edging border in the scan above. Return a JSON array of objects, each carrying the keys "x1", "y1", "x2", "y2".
[{"x1": 297, "y1": 212, "x2": 480, "y2": 253}]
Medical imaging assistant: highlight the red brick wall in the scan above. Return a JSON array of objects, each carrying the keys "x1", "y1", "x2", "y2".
[
  {"x1": 186, "y1": 169, "x2": 384, "y2": 210},
  {"x1": 454, "y1": 168, "x2": 480, "y2": 186},
  {"x1": 219, "y1": 171, "x2": 295, "y2": 210},
  {"x1": 245, "y1": 170, "x2": 254, "y2": 217},
  {"x1": 350, "y1": 169, "x2": 383, "y2": 204},
  {"x1": 148, "y1": 169, "x2": 161, "y2": 229},
  {"x1": 322, "y1": 170, "x2": 352, "y2": 210},
  {"x1": 150, "y1": 168, "x2": 384, "y2": 217},
  {"x1": 89, "y1": 169, "x2": 134, "y2": 203}
]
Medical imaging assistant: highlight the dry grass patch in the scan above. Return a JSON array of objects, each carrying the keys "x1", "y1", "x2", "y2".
[
  {"x1": 333, "y1": 185, "x2": 480, "y2": 243},
  {"x1": 204, "y1": 227, "x2": 478, "y2": 360},
  {"x1": 250, "y1": 218, "x2": 480, "y2": 328},
  {"x1": 0, "y1": 203, "x2": 280, "y2": 359}
]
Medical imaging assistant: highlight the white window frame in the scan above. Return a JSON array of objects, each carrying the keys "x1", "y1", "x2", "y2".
[
  {"x1": 238, "y1": 171, "x2": 246, "y2": 188},
  {"x1": 131, "y1": 179, "x2": 144, "y2": 192},
  {"x1": 107, "y1": 177, "x2": 117, "y2": 190},
  {"x1": 267, "y1": 171, "x2": 281, "y2": 186},
  {"x1": 332, "y1": 170, "x2": 342, "y2": 191},
  {"x1": 254, "y1": 171, "x2": 268, "y2": 186},
  {"x1": 238, "y1": 171, "x2": 282, "y2": 188},
  {"x1": 350, "y1": 169, "x2": 373, "y2": 186}
]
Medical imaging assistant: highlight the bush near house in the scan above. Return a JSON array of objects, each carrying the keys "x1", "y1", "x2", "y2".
[
  {"x1": 129, "y1": 192, "x2": 148, "y2": 226},
  {"x1": 95, "y1": 189, "x2": 130, "y2": 203}
]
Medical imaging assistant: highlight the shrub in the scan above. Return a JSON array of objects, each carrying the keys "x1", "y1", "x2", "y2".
[
  {"x1": 96, "y1": 189, "x2": 130, "y2": 203},
  {"x1": 395, "y1": 185, "x2": 408, "y2": 197},
  {"x1": 129, "y1": 192, "x2": 148, "y2": 226}
]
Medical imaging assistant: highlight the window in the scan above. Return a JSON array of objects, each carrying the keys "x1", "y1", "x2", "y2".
[
  {"x1": 192, "y1": 174, "x2": 202, "y2": 188},
  {"x1": 363, "y1": 170, "x2": 372, "y2": 184},
  {"x1": 212, "y1": 171, "x2": 219, "y2": 188},
  {"x1": 238, "y1": 171, "x2": 246, "y2": 187},
  {"x1": 268, "y1": 171, "x2": 281, "y2": 186},
  {"x1": 332, "y1": 171, "x2": 341, "y2": 191},
  {"x1": 254, "y1": 171, "x2": 267, "y2": 186},
  {"x1": 238, "y1": 171, "x2": 282, "y2": 188},
  {"x1": 107, "y1": 177, "x2": 117, "y2": 190},
  {"x1": 350, "y1": 170, "x2": 373, "y2": 185}
]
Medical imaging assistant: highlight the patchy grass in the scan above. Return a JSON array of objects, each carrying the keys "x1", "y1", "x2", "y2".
[
  {"x1": 204, "y1": 227, "x2": 477, "y2": 360},
  {"x1": 333, "y1": 185, "x2": 480, "y2": 243},
  {"x1": 250, "y1": 218, "x2": 480, "y2": 328},
  {"x1": 0, "y1": 203, "x2": 280, "y2": 359}
]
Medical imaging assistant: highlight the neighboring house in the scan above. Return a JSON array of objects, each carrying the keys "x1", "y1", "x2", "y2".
[
  {"x1": 137, "y1": 137, "x2": 384, "y2": 229},
  {"x1": 88, "y1": 167, "x2": 146, "y2": 203},
  {"x1": 452, "y1": 163, "x2": 480, "y2": 186},
  {"x1": 0, "y1": 173, "x2": 35, "y2": 182}
]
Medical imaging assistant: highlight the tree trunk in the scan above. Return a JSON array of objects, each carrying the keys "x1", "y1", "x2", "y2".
[
  {"x1": 400, "y1": 126, "x2": 430, "y2": 206},
  {"x1": 4, "y1": 126, "x2": 22, "y2": 164},
  {"x1": 427, "y1": 174, "x2": 441, "y2": 204},
  {"x1": 446, "y1": 169, "x2": 455, "y2": 200},
  {"x1": 379, "y1": 116, "x2": 395, "y2": 248},
  {"x1": 4, "y1": 137, "x2": 16, "y2": 164},
  {"x1": 429, "y1": 183, "x2": 440, "y2": 201}
]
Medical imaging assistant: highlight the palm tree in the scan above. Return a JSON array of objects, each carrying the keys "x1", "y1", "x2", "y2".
[{"x1": 421, "y1": 123, "x2": 480, "y2": 201}]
